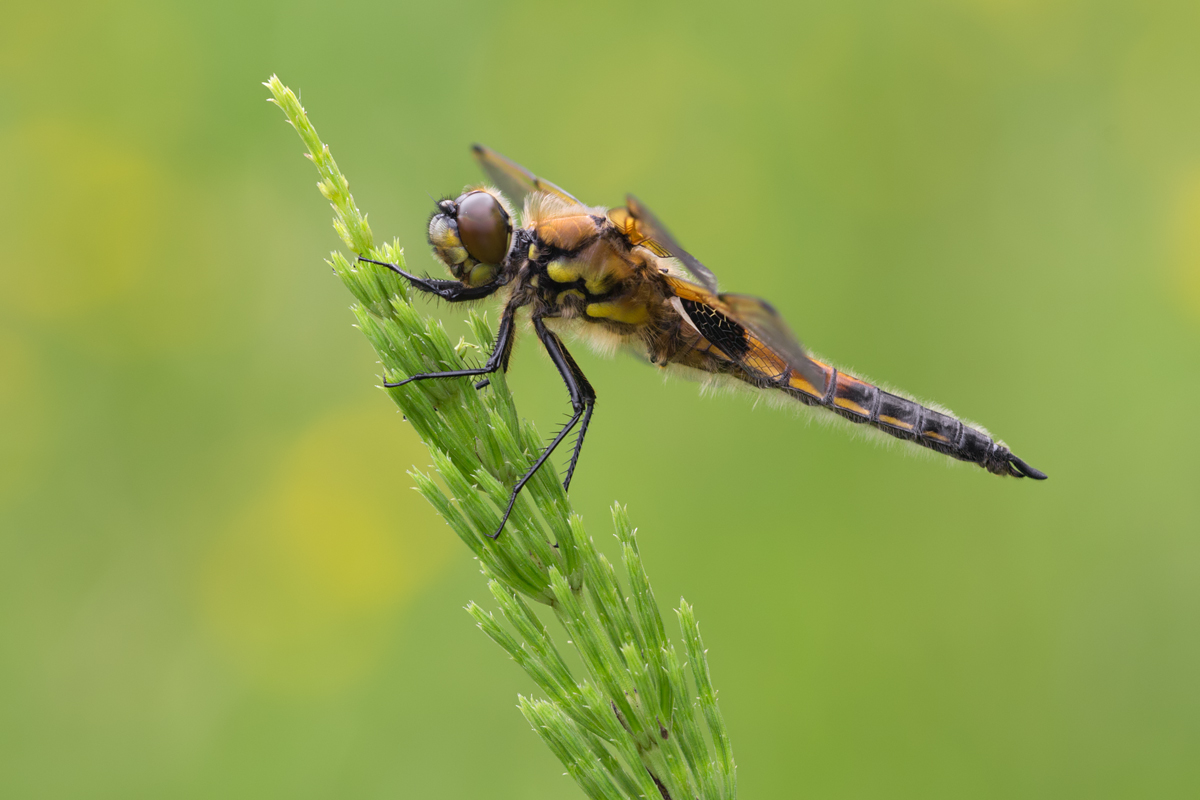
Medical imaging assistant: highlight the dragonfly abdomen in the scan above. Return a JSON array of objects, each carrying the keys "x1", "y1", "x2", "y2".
[{"x1": 783, "y1": 362, "x2": 1046, "y2": 479}]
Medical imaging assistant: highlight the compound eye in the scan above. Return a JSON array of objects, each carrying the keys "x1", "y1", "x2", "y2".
[{"x1": 456, "y1": 191, "x2": 510, "y2": 265}]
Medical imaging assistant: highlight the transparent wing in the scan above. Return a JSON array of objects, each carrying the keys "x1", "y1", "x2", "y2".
[
  {"x1": 471, "y1": 144, "x2": 582, "y2": 211},
  {"x1": 719, "y1": 292, "x2": 825, "y2": 389},
  {"x1": 666, "y1": 275, "x2": 825, "y2": 389},
  {"x1": 609, "y1": 194, "x2": 719, "y2": 293}
]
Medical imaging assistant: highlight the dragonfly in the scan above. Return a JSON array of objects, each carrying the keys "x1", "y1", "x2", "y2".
[{"x1": 360, "y1": 145, "x2": 1047, "y2": 537}]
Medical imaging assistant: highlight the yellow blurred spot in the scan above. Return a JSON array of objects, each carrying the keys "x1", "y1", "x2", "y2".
[
  {"x1": 0, "y1": 120, "x2": 167, "y2": 320},
  {"x1": 199, "y1": 406, "x2": 454, "y2": 695},
  {"x1": 0, "y1": 115, "x2": 240, "y2": 356}
]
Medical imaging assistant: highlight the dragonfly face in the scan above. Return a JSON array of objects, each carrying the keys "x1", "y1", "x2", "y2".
[
  {"x1": 428, "y1": 188, "x2": 515, "y2": 287},
  {"x1": 359, "y1": 145, "x2": 1046, "y2": 538}
]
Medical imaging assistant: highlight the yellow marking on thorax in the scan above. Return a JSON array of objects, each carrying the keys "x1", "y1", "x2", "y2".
[
  {"x1": 546, "y1": 260, "x2": 584, "y2": 284},
  {"x1": 583, "y1": 250, "x2": 630, "y2": 295},
  {"x1": 547, "y1": 251, "x2": 631, "y2": 296},
  {"x1": 878, "y1": 415, "x2": 914, "y2": 430},
  {"x1": 586, "y1": 275, "x2": 609, "y2": 294},
  {"x1": 557, "y1": 288, "x2": 586, "y2": 303},
  {"x1": 586, "y1": 300, "x2": 651, "y2": 325}
]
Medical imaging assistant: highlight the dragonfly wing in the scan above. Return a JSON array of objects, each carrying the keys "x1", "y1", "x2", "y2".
[
  {"x1": 666, "y1": 276, "x2": 826, "y2": 390},
  {"x1": 719, "y1": 292, "x2": 826, "y2": 389},
  {"x1": 616, "y1": 194, "x2": 719, "y2": 293},
  {"x1": 471, "y1": 144, "x2": 582, "y2": 212}
]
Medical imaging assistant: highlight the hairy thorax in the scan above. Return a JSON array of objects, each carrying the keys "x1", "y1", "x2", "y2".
[{"x1": 520, "y1": 196, "x2": 675, "y2": 350}]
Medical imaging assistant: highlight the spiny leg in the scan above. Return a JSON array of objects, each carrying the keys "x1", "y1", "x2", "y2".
[
  {"x1": 385, "y1": 303, "x2": 516, "y2": 388},
  {"x1": 554, "y1": 342, "x2": 596, "y2": 493},
  {"x1": 356, "y1": 256, "x2": 507, "y2": 391},
  {"x1": 357, "y1": 256, "x2": 500, "y2": 302},
  {"x1": 489, "y1": 317, "x2": 597, "y2": 539}
]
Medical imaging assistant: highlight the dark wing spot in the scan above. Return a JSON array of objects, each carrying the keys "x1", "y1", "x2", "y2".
[{"x1": 680, "y1": 298, "x2": 751, "y2": 358}]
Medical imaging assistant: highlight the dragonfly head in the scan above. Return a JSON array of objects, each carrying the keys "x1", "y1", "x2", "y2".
[{"x1": 428, "y1": 187, "x2": 515, "y2": 286}]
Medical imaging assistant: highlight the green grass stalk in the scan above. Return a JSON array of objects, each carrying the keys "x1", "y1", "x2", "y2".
[{"x1": 265, "y1": 74, "x2": 736, "y2": 800}]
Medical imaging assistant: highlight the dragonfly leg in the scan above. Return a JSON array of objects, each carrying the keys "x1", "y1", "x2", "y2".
[
  {"x1": 357, "y1": 256, "x2": 501, "y2": 301},
  {"x1": 384, "y1": 303, "x2": 516, "y2": 388},
  {"x1": 557, "y1": 352, "x2": 595, "y2": 493},
  {"x1": 489, "y1": 317, "x2": 596, "y2": 539}
]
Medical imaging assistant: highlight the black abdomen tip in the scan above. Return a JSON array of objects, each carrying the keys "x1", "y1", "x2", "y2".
[{"x1": 1009, "y1": 454, "x2": 1048, "y2": 480}]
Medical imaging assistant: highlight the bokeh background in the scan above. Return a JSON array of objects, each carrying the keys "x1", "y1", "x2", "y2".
[{"x1": 3, "y1": 0, "x2": 1199, "y2": 797}]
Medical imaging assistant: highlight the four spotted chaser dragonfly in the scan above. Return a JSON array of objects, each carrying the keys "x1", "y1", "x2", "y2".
[{"x1": 360, "y1": 145, "x2": 1047, "y2": 537}]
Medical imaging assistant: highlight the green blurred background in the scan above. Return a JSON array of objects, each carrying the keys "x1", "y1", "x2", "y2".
[{"x1": 2, "y1": 0, "x2": 1199, "y2": 797}]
